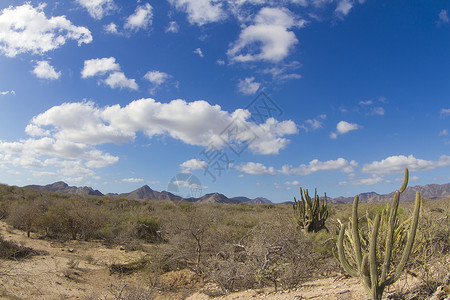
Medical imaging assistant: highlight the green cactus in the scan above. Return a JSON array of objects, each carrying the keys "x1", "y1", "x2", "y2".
[
  {"x1": 336, "y1": 168, "x2": 421, "y2": 300},
  {"x1": 293, "y1": 187, "x2": 328, "y2": 233}
]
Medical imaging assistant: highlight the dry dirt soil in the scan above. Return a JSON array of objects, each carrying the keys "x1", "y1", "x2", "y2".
[{"x1": 0, "y1": 221, "x2": 447, "y2": 300}]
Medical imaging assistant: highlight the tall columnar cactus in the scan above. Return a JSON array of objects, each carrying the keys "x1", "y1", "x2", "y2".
[
  {"x1": 337, "y1": 169, "x2": 421, "y2": 300},
  {"x1": 293, "y1": 187, "x2": 328, "y2": 233}
]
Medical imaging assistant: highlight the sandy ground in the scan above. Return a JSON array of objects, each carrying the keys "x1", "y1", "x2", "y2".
[{"x1": 0, "y1": 221, "x2": 447, "y2": 300}]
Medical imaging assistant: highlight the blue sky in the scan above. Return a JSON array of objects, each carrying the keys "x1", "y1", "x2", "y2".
[{"x1": 0, "y1": 0, "x2": 449, "y2": 202}]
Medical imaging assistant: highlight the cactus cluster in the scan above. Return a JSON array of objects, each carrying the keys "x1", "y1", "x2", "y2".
[
  {"x1": 336, "y1": 169, "x2": 421, "y2": 300},
  {"x1": 293, "y1": 187, "x2": 328, "y2": 233}
]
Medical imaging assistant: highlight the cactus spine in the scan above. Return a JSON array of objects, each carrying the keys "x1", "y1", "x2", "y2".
[
  {"x1": 337, "y1": 168, "x2": 421, "y2": 300},
  {"x1": 293, "y1": 187, "x2": 328, "y2": 233}
]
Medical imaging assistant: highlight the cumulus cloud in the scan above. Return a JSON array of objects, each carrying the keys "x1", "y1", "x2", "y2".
[
  {"x1": 330, "y1": 121, "x2": 360, "y2": 138},
  {"x1": 236, "y1": 158, "x2": 357, "y2": 176},
  {"x1": 104, "y1": 22, "x2": 119, "y2": 34},
  {"x1": 81, "y1": 57, "x2": 137, "y2": 90},
  {"x1": 180, "y1": 158, "x2": 208, "y2": 172},
  {"x1": 27, "y1": 101, "x2": 135, "y2": 145},
  {"x1": 236, "y1": 162, "x2": 276, "y2": 175},
  {"x1": 362, "y1": 154, "x2": 450, "y2": 175},
  {"x1": 237, "y1": 77, "x2": 260, "y2": 95},
  {"x1": 227, "y1": 7, "x2": 304, "y2": 63},
  {"x1": 280, "y1": 158, "x2": 358, "y2": 175},
  {"x1": 168, "y1": 0, "x2": 226, "y2": 26},
  {"x1": 75, "y1": 0, "x2": 117, "y2": 19},
  {"x1": 124, "y1": 3, "x2": 153, "y2": 32},
  {"x1": 122, "y1": 177, "x2": 144, "y2": 183},
  {"x1": 338, "y1": 174, "x2": 386, "y2": 186},
  {"x1": 26, "y1": 98, "x2": 298, "y2": 155},
  {"x1": 144, "y1": 70, "x2": 171, "y2": 86},
  {"x1": 81, "y1": 57, "x2": 120, "y2": 78},
  {"x1": 32, "y1": 61, "x2": 61, "y2": 80},
  {"x1": 0, "y1": 138, "x2": 118, "y2": 170},
  {"x1": 0, "y1": 3, "x2": 92, "y2": 57},
  {"x1": 104, "y1": 72, "x2": 138, "y2": 90}
]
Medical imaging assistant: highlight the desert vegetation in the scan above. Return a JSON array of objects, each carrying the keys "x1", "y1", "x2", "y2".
[{"x1": 0, "y1": 178, "x2": 448, "y2": 299}]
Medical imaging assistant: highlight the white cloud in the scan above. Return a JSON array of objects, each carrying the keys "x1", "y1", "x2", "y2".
[
  {"x1": 263, "y1": 61, "x2": 302, "y2": 81},
  {"x1": 359, "y1": 100, "x2": 373, "y2": 105},
  {"x1": 28, "y1": 101, "x2": 135, "y2": 145},
  {"x1": 439, "y1": 9, "x2": 449, "y2": 24},
  {"x1": 75, "y1": 0, "x2": 117, "y2": 20},
  {"x1": 0, "y1": 138, "x2": 118, "y2": 171},
  {"x1": 440, "y1": 108, "x2": 450, "y2": 118},
  {"x1": 362, "y1": 154, "x2": 450, "y2": 175},
  {"x1": 104, "y1": 72, "x2": 138, "y2": 90},
  {"x1": 168, "y1": 0, "x2": 226, "y2": 26},
  {"x1": 237, "y1": 77, "x2": 260, "y2": 95},
  {"x1": 180, "y1": 158, "x2": 208, "y2": 172},
  {"x1": 337, "y1": 121, "x2": 360, "y2": 134},
  {"x1": 81, "y1": 57, "x2": 120, "y2": 78},
  {"x1": 228, "y1": 7, "x2": 304, "y2": 63},
  {"x1": 26, "y1": 98, "x2": 298, "y2": 155},
  {"x1": 0, "y1": 90, "x2": 15, "y2": 96},
  {"x1": 280, "y1": 158, "x2": 358, "y2": 175},
  {"x1": 0, "y1": 3, "x2": 92, "y2": 57},
  {"x1": 217, "y1": 59, "x2": 225, "y2": 65},
  {"x1": 300, "y1": 114, "x2": 326, "y2": 132},
  {"x1": 335, "y1": 0, "x2": 353, "y2": 17},
  {"x1": 194, "y1": 48, "x2": 204, "y2": 57},
  {"x1": 236, "y1": 162, "x2": 276, "y2": 175},
  {"x1": 166, "y1": 21, "x2": 179, "y2": 33},
  {"x1": 104, "y1": 22, "x2": 119, "y2": 34},
  {"x1": 330, "y1": 121, "x2": 360, "y2": 138},
  {"x1": 284, "y1": 180, "x2": 300, "y2": 186},
  {"x1": 124, "y1": 3, "x2": 153, "y2": 32},
  {"x1": 370, "y1": 107, "x2": 385, "y2": 116},
  {"x1": 144, "y1": 70, "x2": 171, "y2": 86},
  {"x1": 32, "y1": 61, "x2": 61, "y2": 80},
  {"x1": 122, "y1": 177, "x2": 144, "y2": 183},
  {"x1": 338, "y1": 174, "x2": 386, "y2": 186},
  {"x1": 439, "y1": 129, "x2": 448, "y2": 136}
]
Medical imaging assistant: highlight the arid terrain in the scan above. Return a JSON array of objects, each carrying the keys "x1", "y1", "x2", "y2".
[
  {"x1": 0, "y1": 184, "x2": 448, "y2": 299},
  {"x1": 0, "y1": 220, "x2": 432, "y2": 300}
]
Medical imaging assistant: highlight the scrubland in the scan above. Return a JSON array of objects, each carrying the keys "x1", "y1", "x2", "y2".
[{"x1": 0, "y1": 184, "x2": 448, "y2": 299}]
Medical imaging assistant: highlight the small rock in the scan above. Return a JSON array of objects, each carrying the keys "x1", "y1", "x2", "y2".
[{"x1": 68, "y1": 248, "x2": 75, "y2": 253}]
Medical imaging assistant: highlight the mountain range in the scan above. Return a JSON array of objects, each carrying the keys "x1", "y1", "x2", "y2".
[{"x1": 24, "y1": 181, "x2": 450, "y2": 204}]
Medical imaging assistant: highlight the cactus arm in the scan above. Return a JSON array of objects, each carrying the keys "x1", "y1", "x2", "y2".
[
  {"x1": 352, "y1": 196, "x2": 363, "y2": 272},
  {"x1": 382, "y1": 191, "x2": 421, "y2": 287},
  {"x1": 380, "y1": 191, "x2": 400, "y2": 282},
  {"x1": 337, "y1": 223, "x2": 359, "y2": 277},
  {"x1": 361, "y1": 253, "x2": 372, "y2": 295},
  {"x1": 369, "y1": 213, "x2": 381, "y2": 300},
  {"x1": 398, "y1": 168, "x2": 409, "y2": 193}
]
